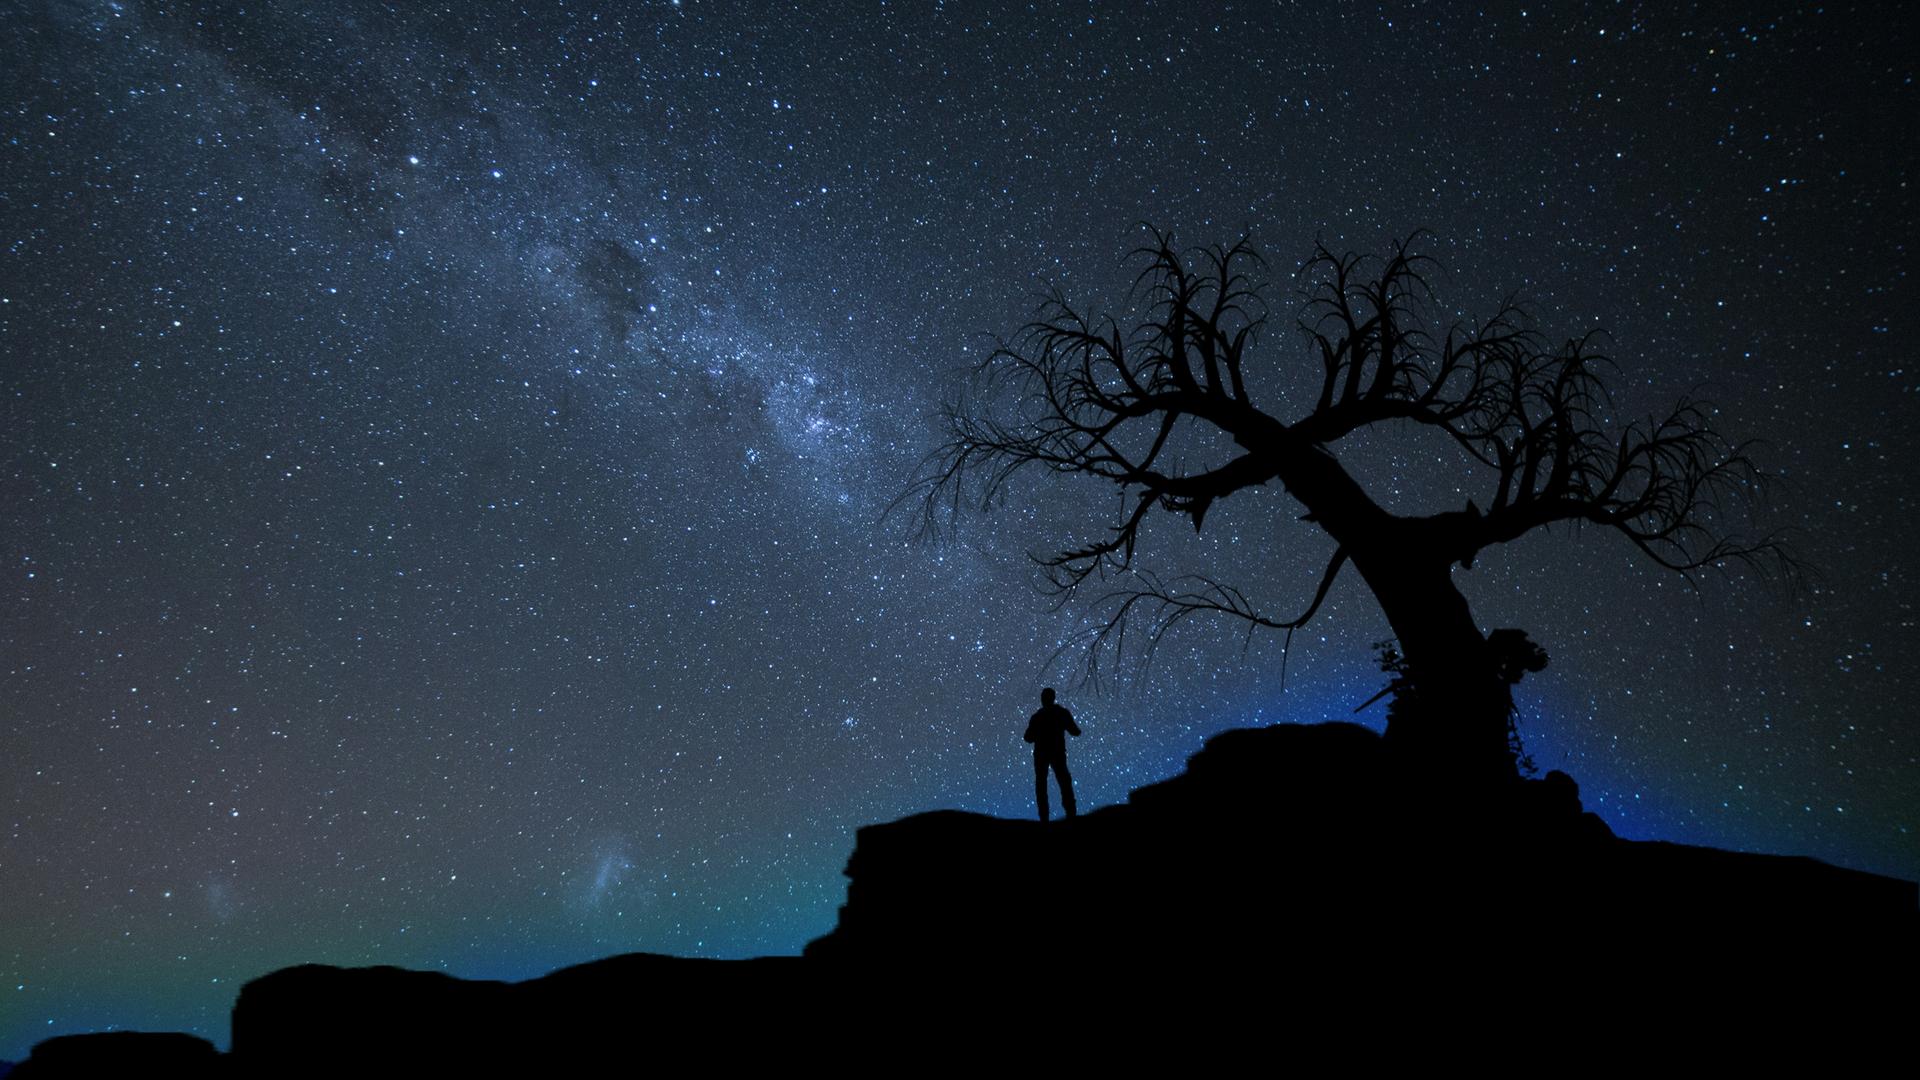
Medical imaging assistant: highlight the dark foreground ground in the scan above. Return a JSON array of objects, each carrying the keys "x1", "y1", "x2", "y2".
[{"x1": 11, "y1": 722, "x2": 1915, "y2": 1075}]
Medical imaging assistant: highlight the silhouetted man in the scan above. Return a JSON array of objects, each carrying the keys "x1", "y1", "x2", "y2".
[{"x1": 1024, "y1": 687, "x2": 1081, "y2": 821}]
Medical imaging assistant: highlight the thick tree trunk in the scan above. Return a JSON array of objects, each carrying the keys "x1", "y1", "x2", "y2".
[
  {"x1": 1265, "y1": 436, "x2": 1516, "y2": 784},
  {"x1": 1348, "y1": 543, "x2": 1515, "y2": 785}
]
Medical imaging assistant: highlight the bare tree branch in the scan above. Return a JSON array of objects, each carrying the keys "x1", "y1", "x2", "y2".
[
  {"x1": 1055, "y1": 547, "x2": 1349, "y2": 691},
  {"x1": 907, "y1": 228, "x2": 1798, "y2": 689}
]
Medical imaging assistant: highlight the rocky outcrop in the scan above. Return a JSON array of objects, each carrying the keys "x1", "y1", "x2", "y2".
[
  {"x1": 16, "y1": 723, "x2": 1916, "y2": 1073},
  {"x1": 225, "y1": 954, "x2": 811, "y2": 1074},
  {"x1": 807, "y1": 722, "x2": 1915, "y2": 970},
  {"x1": 10, "y1": 1032, "x2": 221, "y2": 1078}
]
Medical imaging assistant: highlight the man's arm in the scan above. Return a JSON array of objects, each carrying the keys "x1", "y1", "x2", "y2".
[
  {"x1": 1023, "y1": 713, "x2": 1036, "y2": 742},
  {"x1": 1065, "y1": 709, "x2": 1081, "y2": 737}
]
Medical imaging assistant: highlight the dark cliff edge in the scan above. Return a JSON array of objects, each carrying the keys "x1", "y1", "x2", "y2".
[
  {"x1": 809, "y1": 722, "x2": 1915, "y2": 966},
  {"x1": 16, "y1": 723, "x2": 1915, "y2": 1074}
]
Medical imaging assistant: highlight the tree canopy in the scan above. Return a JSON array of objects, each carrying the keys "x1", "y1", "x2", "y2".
[{"x1": 912, "y1": 230, "x2": 1792, "y2": 779}]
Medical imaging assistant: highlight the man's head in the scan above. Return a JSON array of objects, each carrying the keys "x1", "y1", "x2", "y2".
[{"x1": 1040, "y1": 687, "x2": 1056, "y2": 705}]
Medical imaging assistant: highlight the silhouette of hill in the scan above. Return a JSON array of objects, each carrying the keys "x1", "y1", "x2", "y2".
[
  {"x1": 809, "y1": 722, "x2": 1914, "y2": 969},
  {"x1": 8, "y1": 1033, "x2": 218, "y2": 1078},
  {"x1": 13, "y1": 722, "x2": 1915, "y2": 1074}
]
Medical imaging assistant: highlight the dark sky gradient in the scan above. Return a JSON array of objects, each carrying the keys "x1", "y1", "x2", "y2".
[{"x1": 4, "y1": 0, "x2": 1914, "y2": 1056}]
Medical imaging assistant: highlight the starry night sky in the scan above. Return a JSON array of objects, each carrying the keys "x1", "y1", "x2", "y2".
[{"x1": 3, "y1": 0, "x2": 1914, "y2": 1055}]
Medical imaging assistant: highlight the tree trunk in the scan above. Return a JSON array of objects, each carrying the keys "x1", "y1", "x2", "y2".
[
  {"x1": 1348, "y1": 542, "x2": 1515, "y2": 786},
  {"x1": 1266, "y1": 437, "x2": 1516, "y2": 784}
]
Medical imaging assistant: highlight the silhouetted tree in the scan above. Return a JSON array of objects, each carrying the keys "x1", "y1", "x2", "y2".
[{"x1": 913, "y1": 231, "x2": 1792, "y2": 782}]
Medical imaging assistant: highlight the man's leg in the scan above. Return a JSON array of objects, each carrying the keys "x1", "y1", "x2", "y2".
[
  {"x1": 1053, "y1": 757, "x2": 1076, "y2": 818},
  {"x1": 1034, "y1": 756, "x2": 1050, "y2": 821}
]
